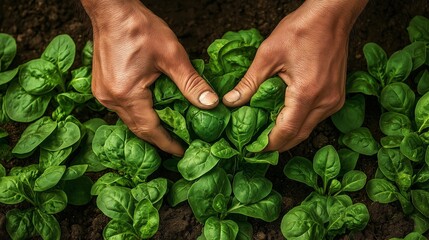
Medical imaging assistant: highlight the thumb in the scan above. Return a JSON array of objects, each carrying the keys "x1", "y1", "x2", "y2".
[
  {"x1": 223, "y1": 49, "x2": 277, "y2": 107},
  {"x1": 165, "y1": 55, "x2": 218, "y2": 109}
]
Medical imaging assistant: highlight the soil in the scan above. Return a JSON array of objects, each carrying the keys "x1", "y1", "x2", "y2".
[{"x1": 1, "y1": 0, "x2": 429, "y2": 239}]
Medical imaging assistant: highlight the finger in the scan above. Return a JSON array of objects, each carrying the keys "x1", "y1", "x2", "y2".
[
  {"x1": 160, "y1": 43, "x2": 219, "y2": 110},
  {"x1": 223, "y1": 44, "x2": 280, "y2": 107},
  {"x1": 110, "y1": 89, "x2": 185, "y2": 156},
  {"x1": 264, "y1": 91, "x2": 311, "y2": 152},
  {"x1": 277, "y1": 107, "x2": 330, "y2": 152}
]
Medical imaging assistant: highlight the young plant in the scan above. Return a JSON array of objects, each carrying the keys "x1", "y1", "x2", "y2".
[
  {"x1": 91, "y1": 120, "x2": 168, "y2": 239},
  {"x1": 341, "y1": 15, "x2": 429, "y2": 235},
  {"x1": 281, "y1": 145, "x2": 369, "y2": 239},
  {"x1": 0, "y1": 163, "x2": 92, "y2": 240}
]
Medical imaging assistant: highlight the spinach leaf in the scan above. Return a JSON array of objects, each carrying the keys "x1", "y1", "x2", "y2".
[
  {"x1": 19, "y1": 58, "x2": 62, "y2": 95},
  {"x1": 187, "y1": 104, "x2": 230, "y2": 143},
  {"x1": 156, "y1": 107, "x2": 190, "y2": 144},
  {"x1": 5, "y1": 81, "x2": 52, "y2": 122},
  {"x1": 41, "y1": 34, "x2": 76, "y2": 73},
  {"x1": 178, "y1": 140, "x2": 220, "y2": 181},
  {"x1": 227, "y1": 106, "x2": 268, "y2": 151},
  {"x1": 363, "y1": 42, "x2": 387, "y2": 83},
  {"x1": 12, "y1": 116, "x2": 57, "y2": 155},
  {"x1": 0, "y1": 33, "x2": 17, "y2": 72}
]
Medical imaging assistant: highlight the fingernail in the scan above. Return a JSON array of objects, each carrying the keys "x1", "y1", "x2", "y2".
[
  {"x1": 224, "y1": 90, "x2": 240, "y2": 103},
  {"x1": 199, "y1": 91, "x2": 218, "y2": 106}
]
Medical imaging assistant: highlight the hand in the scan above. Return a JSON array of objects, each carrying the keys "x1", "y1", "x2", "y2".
[
  {"x1": 81, "y1": 0, "x2": 218, "y2": 156},
  {"x1": 223, "y1": 0, "x2": 368, "y2": 152}
]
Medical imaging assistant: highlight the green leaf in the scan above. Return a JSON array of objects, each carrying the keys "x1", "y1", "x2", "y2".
[
  {"x1": 36, "y1": 189, "x2": 68, "y2": 214},
  {"x1": 337, "y1": 148, "x2": 359, "y2": 176},
  {"x1": 133, "y1": 199, "x2": 159, "y2": 239},
  {"x1": 62, "y1": 175, "x2": 93, "y2": 206},
  {"x1": 40, "y1": 121, "x2": 81, "y2": 151},
  {"x1": 403, "y1": 41, "x2": 427, "y2": 71},
  {"x1": 283, "y1": 156, "x2": 318, "y2": 189},
  {"x1": 90, "y1": 172, "x2": 133, "y2": 196},
  {"x1": 96, "y1": 186, "x2": 135, "y2": 221},
  {"x1": 0, "y1": 33, "x2": 17, "y2": 71},
  {"x1": 124, "y1": 137, "x2": 161, "y2": 183},
  {"x1": 5, "y1": 81, "x2": 52, "y2": 122},
  {"x1": 228, "y1": 191, "x2": 282, "y2": 222},
  {"x1": 410, "y1": 212, "x2": 429, "y2": 234},
  {"x1": 167, "y1": 178, "x2": 192, "y2": 207},
  {"x1": 12, "y1": 116, "x2": 57, "y2": 155},
  {"x1": 61, "y1": 164, "x2": 88, "y2": 180},
  {"x1": 34, "y1": 165, "x2": 66, "y2": 191},
  {"x1": 245, "y1": 122, "x2": 275, "y2": 152},
  {"x1": 363, "y1": 42, "x2": 387, "y2": 82},
  {"x1": 178, "y1": 140, "x2": 220, "y2": 181},
  {"x1": 188, "y1": 168, "x2": 231, "y2": 223},
  {"x1": 131, "y1": 178, "x2": 168, "y2": 204},
  {"x1": 411, "y1": 190, "x2": 429, "y2": 217},
  {"x1": 226, "y1": 106, "x2": 268, "y2": 151},
  {"x1": 344, "y1": 203, "x2": 370, "y2": 231},
  {"x1": 39, "y1": 147, "x2": 73, "y2": 169},
  {"x1": 378, "y1": 148, "x2": 412, "y2": 179},
  {"x1": 400, "y1": 132, "x2": 425, "y2": 162},
  {"x1": 236, "y1": 221, "x2": 253, "y2": 240},
  {"x1": 313, "y1": 145, "x2": 341, "y2": 188},
  {"x1": 244, "y1": 151, "x2": 279, "y2": 165},
  {"x1": 385, "y1": 50, "x2": 413, "y2": 84},
  {"x1": 41, "y1": 34, "x2": 76, "y2": 73},
  {"x1": 81, "y1": 40, "x2": 93, "y2": 66},
  {"x1": 0, "y1": 66, "x2": 19, "y2": 85},
  {"x1": 416, "y1": 69, "x2": 429, "y2": 95},
  {"x1": 0, "y1": 176, "x2": 26, "y2": 204},
  {"x1": 153, "y1": 75, "x2": 185, "y2": 105},
  {"x1": 380, "y1": 82, "x2": 415, "y2": 116},
  {"x1": 210, "y1": 138, "x2": 239, "y2": 159},
  {"x1": 187, "y1": 104, "x2": 231, "y2": 143},
  {"x1": 32, "y1": 209, "x2": 61, "y2": 240},
  {"x1": 281, "y1": 205, "x2": 325, "y2": 240},
  {"x1": 341, "y1": 170, "x2": 367, "y2": 192},
  {"x1": 342, "y1": 127, "x2": 379, "y2": 156},
  {"x1": 19, "y1": 58, "x2": 62, "y2": 95},
  {"x1": 346, "y1": 71, "x2": 380, "y2": 97},
  {"x1": 331, "y1": 94, "x2": 365, "y2": 133},
  {"x1": 103, "y1": 219, "x2": 139, "y2": 240},
  {"x1": 415, "y1": 91, "x2": 429, "y2": 132},
  {"x1": 6, "y1": 209, "x2": 35, "y2": 240},
  {"x1": 366, "y1": 178, "x2": 398, "y2": 203},
  {"x1": 156, "y1": 107, "x2": 191, "y2": 144},
  {"x1": 379, "y1": 112, "x2": 412, "y2": 136},
  {"x1": 250, "y1": 77, "x2": 286, "y2": 112},
  {"x1": 68, "y1": 66, "x2": 92, "y2": 93},
  {"x1": 233, "y1": 171, "x2": 272, "y2": 204},
  {"x1": 407, "y1": 15, "x2": 429, "y2": 42},
  {"x1": 204, "y1": 217, "x2": 239, "y2": 240}
]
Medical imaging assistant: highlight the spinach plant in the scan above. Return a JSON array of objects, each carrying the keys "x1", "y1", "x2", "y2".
[
  {"x1": 281, "y1": 145, "x2": 369, "y2": 240},
  {"x1": 341, "y1": 15, "x2": 429, "y2": 235},
  {"x1": 0, "y1": 162, "x2": 92, "y2": 240},
  {"x1": 154, "y1": 29, "x2": 284, "y2": 239},
  {"x1": 91, "y1": 120, "x2": 168, "y2": 239}
]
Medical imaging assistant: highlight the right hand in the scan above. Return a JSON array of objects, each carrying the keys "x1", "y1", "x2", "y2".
[{"x1": 81, "y1": 0, "x2": 219, "y2": 156}]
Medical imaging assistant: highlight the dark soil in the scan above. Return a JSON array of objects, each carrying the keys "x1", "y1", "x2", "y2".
[{"x1": 1, "y1": 0, "x2": 429, "y2": 239}]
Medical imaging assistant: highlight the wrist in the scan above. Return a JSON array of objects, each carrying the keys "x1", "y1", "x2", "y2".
[
  {"x1": 80, "y1": 0, "x2": 150, "y2": 32},
  {"x1": 302, "y1": 0, "x2": 368, "y2": 34}
]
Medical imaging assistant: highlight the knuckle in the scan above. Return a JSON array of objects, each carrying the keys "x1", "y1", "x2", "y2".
[
  {"x1": 183, "y1": 71, "x2": 205, "y2": 94},
  {"x1": 240, "y1": 74, "x2": 260, "y2": 92}
]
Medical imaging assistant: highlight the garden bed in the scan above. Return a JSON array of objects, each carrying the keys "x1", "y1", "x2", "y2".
[{"x1": 1, "y1": 0, "x2": 429, "y2": 239}]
